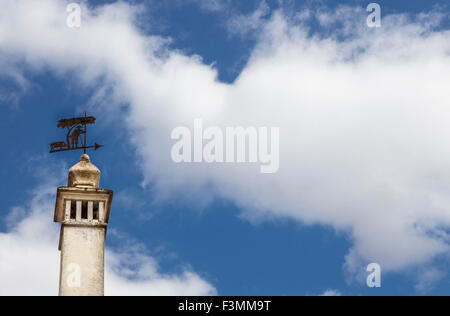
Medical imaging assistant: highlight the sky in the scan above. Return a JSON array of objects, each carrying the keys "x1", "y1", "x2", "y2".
[{"x1": 0, "y1": 0, "x2": 450, "y2": 296}]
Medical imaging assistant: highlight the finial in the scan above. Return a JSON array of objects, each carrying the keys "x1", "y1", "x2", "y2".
[{"x1": 80, "y1": 154, "x2": 90, "y2": 162}]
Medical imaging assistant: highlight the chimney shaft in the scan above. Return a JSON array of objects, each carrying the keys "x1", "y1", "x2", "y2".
[{"x1": 54, "y1": 155, "x2": 113, "y2": 296}]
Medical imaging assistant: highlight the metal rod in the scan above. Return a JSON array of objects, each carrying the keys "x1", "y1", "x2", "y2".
[
  {"x1": 84, "y1": 112, "x2": 87, "y2": 154},
  {"x1": 50, "y1": 145, "x2": 101, "y2": 153}
]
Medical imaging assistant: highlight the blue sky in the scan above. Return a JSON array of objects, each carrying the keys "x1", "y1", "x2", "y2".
[{"x1": 1, "y1": 0, "x2": 450, "y2": 296}]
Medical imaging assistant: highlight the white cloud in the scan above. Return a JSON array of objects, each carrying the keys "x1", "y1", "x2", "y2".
[
  {"x1": 0, "y1": 181, "x2": 216, "y2": 296},
  {"x1": 414, "y1": 268, "x2": 446, "y2": 294},
  {"x1": 320, "y1": 289, "x2": 342, "y2": 296},
  {"x1": 1, "y1": 0, "x2": 450, "y2": 286},
  {"x1": 191, "y1": 0, "x2": 230, "y2": 13},
  {"x1": 226, "y1": 1, "x2": 271, "y2": 38}
]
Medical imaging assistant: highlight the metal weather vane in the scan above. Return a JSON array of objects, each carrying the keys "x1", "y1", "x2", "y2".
[{"x1": 50, "y1": 113, "x2": 103, "y2": 154}]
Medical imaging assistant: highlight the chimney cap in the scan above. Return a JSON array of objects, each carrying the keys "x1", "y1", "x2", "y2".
[{"x1": 68, "y1": 154, "x2": 100, "y2": 188}]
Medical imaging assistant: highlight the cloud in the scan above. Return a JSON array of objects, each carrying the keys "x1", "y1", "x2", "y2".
[
  {"x1": 0, "y1": 180, "x2": 216, "y2": 296},
  {"x1": 1, "y1": 0, "x2": 450, "y2": 286},
  {"x1": 414, "y1": 268, "x2": 447, "y2": 294},
  {"x1": 320, "y1": 289, "x2": 342, "y2": 296},
  {"x1": 0, "y1": 57, "x2": 29, "y2": 105},
  {"x1": 226, "y1": 1, "x2": 271, "y2": 38},
  {"x1": 191, "y1": 0, "x2": 230, "y2": 13}
]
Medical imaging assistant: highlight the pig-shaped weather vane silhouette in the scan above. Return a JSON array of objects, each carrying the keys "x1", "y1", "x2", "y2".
[{"x1": 50, "y1": 113, "x2": 103, "y2": 154}]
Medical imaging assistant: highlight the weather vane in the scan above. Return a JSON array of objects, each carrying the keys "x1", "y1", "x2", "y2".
[{"x1": 50, "y1": 113, "x2": 103, "y2": 154}]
